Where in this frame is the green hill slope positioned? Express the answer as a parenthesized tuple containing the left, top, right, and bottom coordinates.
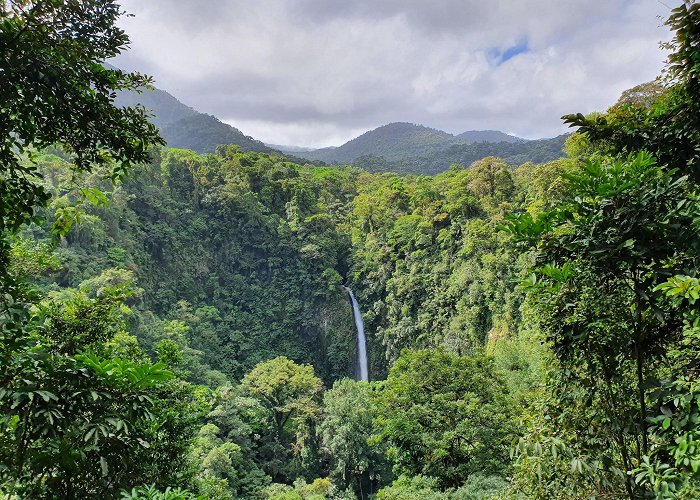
(301, 122, 464, 164)
(115, 85, 274, 154)
(456, 130, 524, 143)
(298, 122, 566, 174)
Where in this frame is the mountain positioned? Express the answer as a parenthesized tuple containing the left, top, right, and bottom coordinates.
(456, 130, 524, 144)
(294, 122, 567, 175)
(300, 122, 465, 164)
(159, 113, 273, 154)
(115, 82, 566, 174)
(113, 86, 197, 130)
(115, 86, 273, 154)
(404, 134, 568, 174)
(351, 134, 568, 175)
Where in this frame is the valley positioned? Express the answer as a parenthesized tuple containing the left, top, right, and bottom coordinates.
(2, 2, 700, 499)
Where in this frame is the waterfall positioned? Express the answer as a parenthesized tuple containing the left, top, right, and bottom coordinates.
(344, 286, 369, 381)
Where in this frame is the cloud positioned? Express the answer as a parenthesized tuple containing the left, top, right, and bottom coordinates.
(114, 0, 675, 147)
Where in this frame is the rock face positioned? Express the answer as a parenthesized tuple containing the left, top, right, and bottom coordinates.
(316, 293, 358, 381)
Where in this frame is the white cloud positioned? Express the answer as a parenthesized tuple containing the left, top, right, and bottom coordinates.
(114, 0, 675, 147)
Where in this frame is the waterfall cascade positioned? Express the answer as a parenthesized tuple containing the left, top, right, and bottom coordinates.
(344, 286, 369, 381)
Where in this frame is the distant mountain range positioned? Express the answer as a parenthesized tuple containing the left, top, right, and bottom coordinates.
(299, 123, 463, 164)
(349, 133, 568, 175)
(116, 82, 567, 175)
(293, 122, 565, 175)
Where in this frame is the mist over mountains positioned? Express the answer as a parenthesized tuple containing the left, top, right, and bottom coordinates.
(117, 83, 567, 174)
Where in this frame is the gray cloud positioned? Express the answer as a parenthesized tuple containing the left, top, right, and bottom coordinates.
(115, 0, 675, 147)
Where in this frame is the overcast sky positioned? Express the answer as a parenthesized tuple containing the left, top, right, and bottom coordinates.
(114, 1, 675, 148)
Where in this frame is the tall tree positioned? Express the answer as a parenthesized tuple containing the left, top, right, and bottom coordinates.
(506, 151, 700, 496)
(319, 379, 387, 498)
(506, 3, 700, 497)
(0, 1, 191, 497)
(240, 356, 323, 439)
(239, 356, 323, 482)
(373, 350, 514, 489)
(0, 0, 163, 277)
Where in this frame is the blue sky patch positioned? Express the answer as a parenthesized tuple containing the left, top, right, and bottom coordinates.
(488, 38, 529, 66)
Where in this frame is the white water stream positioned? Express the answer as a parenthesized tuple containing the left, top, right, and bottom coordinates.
(344, 286, 369, 381)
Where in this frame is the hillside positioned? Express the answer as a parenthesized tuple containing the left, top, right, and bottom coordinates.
(160, 113, 273, 154)
(301, 122, 464, 164)
(114, 85, 564, 174)
(5, 3, 700, 500)
(115, 85, 274, 154)
(404, 133, 568, 174)
(114, 86, 198, 130)
(21, 144, 550, 498)
(297, 122, 566, 174)
(456, 130, 524, 143)
(346, 135, 568, 175)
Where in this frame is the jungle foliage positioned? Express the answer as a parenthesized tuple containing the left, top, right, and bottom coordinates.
(2, 1, 700, 499)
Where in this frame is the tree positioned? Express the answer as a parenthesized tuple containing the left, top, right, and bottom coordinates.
(506, 152, 700, 496)
(0, 0, 163, 276)
(466, 156, 514, 206)
(120, 484, 203, 500)
(240, 357, 323, 482)
(203, 387, 271, 498)
(563, 3, 700, 181)
(505, 3, 700, 497)
(372, 350, 514, 489)
(0, 2, 188, 484)
(612, 81, 666, 109)
(240, 356, 323, 438)
(375, 474, 510, 500)
(319, 379, 387, 498)
(160, 149, 209, 208)
(0, 289, 204, 498)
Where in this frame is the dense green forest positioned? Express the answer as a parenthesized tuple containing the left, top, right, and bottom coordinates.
(2, 1, 700, 499)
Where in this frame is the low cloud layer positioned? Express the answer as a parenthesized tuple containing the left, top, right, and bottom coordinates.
(115, 1, 674, 147)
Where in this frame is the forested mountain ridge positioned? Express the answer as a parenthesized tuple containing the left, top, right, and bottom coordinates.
(115, 84, 275, 154)
(297, 122, 565, 174)
(456, 130, 524, 143)
(300, 122, 464, 164)
(115, 82, 566, 175)
(114, 85, 198, 130)
(352, 133, 568, 175)
(159, 113, 275, 155)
